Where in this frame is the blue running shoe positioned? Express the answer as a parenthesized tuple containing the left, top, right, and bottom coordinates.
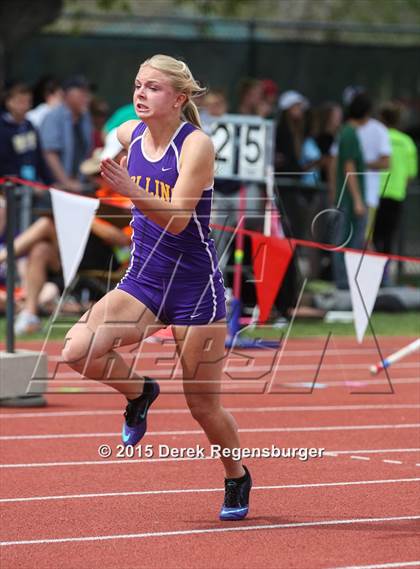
(121, 377, 160, 446)
(219, 465, 252, 521)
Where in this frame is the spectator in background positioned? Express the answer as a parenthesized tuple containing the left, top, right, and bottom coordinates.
(342, 87, 391, 236)
(237, 79, 266, 233)
(26, 77, 63, 129)
(0, 128, 131, 335)
(0, 82, 51, 185)
(40, 75, 92, 193)
(199, 89, 226, 132)
(275, 90, 308, 237)
(272, 90, 308, 320)
(202, 90, 227, 118)
(1, 213, 131, 335)
(258, 79, 279, 119)
(201, 90, 241, 275)
(312, 102, 342, 280)
(331, 93, 369, 290)
(238, 78, 263, 115)
(315, 102, 342, 188)
(300, 108, 322, 186)
(373, 102, 418, 281)
(90, 97, 110, 149)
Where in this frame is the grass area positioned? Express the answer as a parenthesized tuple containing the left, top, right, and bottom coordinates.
(0, 316, 78, 342)
(245, 311, 420, 339)
(1, 312, 419, 343)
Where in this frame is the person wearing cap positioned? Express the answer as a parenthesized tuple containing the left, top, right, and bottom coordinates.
(39, 75, 92, 193)
(275, 90, 309, 177)
(275, 90, 309, 234)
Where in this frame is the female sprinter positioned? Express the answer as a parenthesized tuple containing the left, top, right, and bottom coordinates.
(62, 54, 251, 521)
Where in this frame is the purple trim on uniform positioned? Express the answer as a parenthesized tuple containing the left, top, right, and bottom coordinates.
(117, 121, 226, 325)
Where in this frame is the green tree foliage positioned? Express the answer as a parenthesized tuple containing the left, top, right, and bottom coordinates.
(174, 0, 420, 24)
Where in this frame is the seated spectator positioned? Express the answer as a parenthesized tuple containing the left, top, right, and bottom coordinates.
(0, 128, 131, 335)
(0, 214, 131, 335)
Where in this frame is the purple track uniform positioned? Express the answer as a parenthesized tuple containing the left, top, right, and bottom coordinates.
(117, 121, 226, 325)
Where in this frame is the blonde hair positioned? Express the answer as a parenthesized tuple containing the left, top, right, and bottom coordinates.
(140, 54, 206, 128)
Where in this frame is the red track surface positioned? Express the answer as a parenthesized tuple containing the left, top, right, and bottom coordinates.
(1, 336, 419, 569)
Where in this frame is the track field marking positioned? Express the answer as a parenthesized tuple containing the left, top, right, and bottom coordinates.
(0, 477, 418, 504)
(326, 561, 420, 569)
(351, 456, 371, 461)
(1, 448, 420, 469)
(44, 347, 419, 360)
(383, 460, 403, 465)
(2, 403, 419, 420)
(1, 423, 419, 442)
(44, 361, 419, 373)
(1, 515, 419, 547)
(34, 376, 420, 388)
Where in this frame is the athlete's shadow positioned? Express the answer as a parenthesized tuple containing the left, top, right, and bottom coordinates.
(192, 515, 290, 526)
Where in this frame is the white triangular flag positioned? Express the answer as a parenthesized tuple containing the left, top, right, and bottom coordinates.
(345, 251, 387, 343)
(50, 189, 99, 287)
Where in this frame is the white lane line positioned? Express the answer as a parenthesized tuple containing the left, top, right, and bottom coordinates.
(1, 515, 419, 547)
(1, 477, 418, 504)
(35, 377, 420, 391)
(0, 456, 216, 468)
(39, 374, 420, 383)
(1, 423, 419, 442)
(351, 456, 371, 461)
(326, 561, 420, 569)
(2, 404, 419, 420)
(2, 448, 420, 470)
(324, 449, 420, 455)
(383, 460, 403, 465)
(44, 361, 419, 374)
(45, 347, 420, 360)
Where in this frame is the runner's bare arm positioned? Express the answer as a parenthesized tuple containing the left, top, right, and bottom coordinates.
(100, 130, 214, 234)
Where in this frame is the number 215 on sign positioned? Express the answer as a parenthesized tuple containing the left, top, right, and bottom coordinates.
(210, 115, 274, 183)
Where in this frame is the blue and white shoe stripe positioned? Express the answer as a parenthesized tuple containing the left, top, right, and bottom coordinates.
(220, 506, 249, 520)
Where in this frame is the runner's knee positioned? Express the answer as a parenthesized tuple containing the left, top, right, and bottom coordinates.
(62, 325, 95, 370)
(187, 396, 221, 424)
